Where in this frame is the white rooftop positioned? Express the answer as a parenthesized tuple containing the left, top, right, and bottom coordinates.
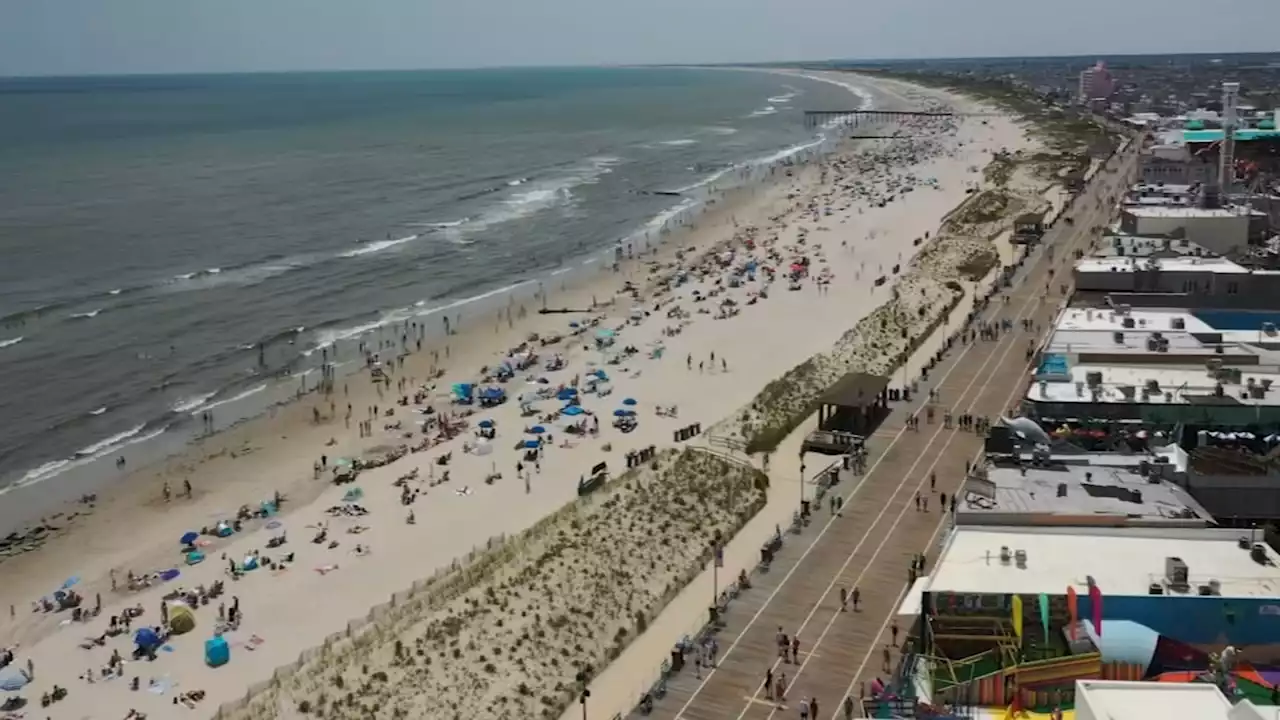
(1027, 363, 1280, 407)
(926, 526, 1280, 598)
(1075, 680, 1231, 720)
(1076, 255, 1250, 274)
(1127, 205, 1264, 218)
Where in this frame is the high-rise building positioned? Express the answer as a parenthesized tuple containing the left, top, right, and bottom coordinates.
(1078, 61, 1114, 104)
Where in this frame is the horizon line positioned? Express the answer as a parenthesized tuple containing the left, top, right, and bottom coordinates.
(2, 49, 1277, 81)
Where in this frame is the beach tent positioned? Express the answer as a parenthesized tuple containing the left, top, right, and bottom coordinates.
(557, 387, 578, 401)
(590, 369, 609, 381)
(135, 627, 163, 653)
(185, 551, 205, 566)
(179, 531, 199, 546)
(205, 636, 230, 668)
(452, 383, 474, 403)
(472, 439, 493, 456)
(0, 667, 30, 692)
(562, 406, 585, 417)
(622, 398, 637, 406)
(168, 604, 197, 635)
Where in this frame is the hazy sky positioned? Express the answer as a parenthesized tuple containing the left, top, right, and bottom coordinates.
(1, 0, 1277, 76)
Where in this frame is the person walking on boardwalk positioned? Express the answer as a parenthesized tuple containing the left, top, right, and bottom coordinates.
(791, 635, 800, 664)
(764, 667, 774, 701)
(844, 694, 856, 720)
(930, 471, 936, 491)
(852, 586, 861, 611)
(799, 697, 809, 720)
(777, 627, 789, 661)
(839, 586, 848, 611)
(891, 621, 900, 647)
(809, 696, 819, 720)
(882, 644, 893, 673)
(776, 672, 788, 702)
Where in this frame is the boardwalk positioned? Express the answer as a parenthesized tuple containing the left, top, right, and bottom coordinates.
(633, 147, 1139, 720)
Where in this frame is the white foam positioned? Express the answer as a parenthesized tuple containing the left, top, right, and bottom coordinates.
(4, 424, 168, 495)
(706, 126, 738, 135)
(88, 407, 107, 416)
(193, 384, 268, 414)
(0, 336, 22, 349)
(173, 391, 218, 414)
(454, 157, 620, 237)
(339, 234, 419, 259)
(746, 106, 777, 118)
(69, 309, 102, 319)
(660, 139, 698, 147)
(313, 279, 537, 350)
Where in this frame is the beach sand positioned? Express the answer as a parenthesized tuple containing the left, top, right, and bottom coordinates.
(0, 72, 1048, 720)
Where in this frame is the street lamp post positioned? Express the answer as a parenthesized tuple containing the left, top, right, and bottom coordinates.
(579, 689, 590, 720)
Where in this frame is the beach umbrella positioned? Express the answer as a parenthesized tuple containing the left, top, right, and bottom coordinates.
(523, 440, 540, 449)
(595, 328, 615, 340)
(180, 531, 199, 546)
(61, 576, 80, 589)
(614, 409, 632, 417)
(529, 425, 546, 434)
(562, 406, 585, 417)
(569, 322, 580, 328)
(478, 419, 494, 429)
(0, 667, 30, 692)
(622, 398, 637, 406)
(557, 388, 578, 401)
(134, 627, 162, 651)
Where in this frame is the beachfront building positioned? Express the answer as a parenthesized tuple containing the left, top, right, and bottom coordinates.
(885, 525, 1280, 717)
(1025, 306, 1280, 427)
(1116, 206, 1265, 257)
(1078, 62, 1114, 106)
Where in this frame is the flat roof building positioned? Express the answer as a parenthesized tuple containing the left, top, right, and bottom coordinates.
(1074, 680, 1234, 720)
(926, 525, 1280, 599)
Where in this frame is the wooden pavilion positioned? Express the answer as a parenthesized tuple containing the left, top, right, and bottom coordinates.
(802, 372, 890, 455)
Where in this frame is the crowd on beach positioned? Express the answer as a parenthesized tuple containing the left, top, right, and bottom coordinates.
(0, 79, 1042, 720)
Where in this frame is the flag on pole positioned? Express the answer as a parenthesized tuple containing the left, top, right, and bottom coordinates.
(1011, 595, 1024, 639)
(1038, 593, 1051, 642)
(1090, 582, 1103, 638)
(1066, 586, 1078, 641)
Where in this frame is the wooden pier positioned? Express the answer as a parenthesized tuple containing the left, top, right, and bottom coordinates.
(625, 147, 1138, 720)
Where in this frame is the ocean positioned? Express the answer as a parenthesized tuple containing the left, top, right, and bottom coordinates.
(0, 67, 867, 520)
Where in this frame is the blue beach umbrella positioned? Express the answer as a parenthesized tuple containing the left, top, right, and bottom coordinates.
(557, 387, 578, 401)
(529, 425, 546, 434)
(478, 419, 494, 429)
(613, 409, 631, 417)
(569, 322, 580, 329)
(562, 406, 585, 417)
(595, 328, 615, 340)
(180, 532, 199, 546)
(0, 666, 30, 692)
(622, 398, 637, 406)
(523, 440, 540, 449)
(61, 576, 80, 589)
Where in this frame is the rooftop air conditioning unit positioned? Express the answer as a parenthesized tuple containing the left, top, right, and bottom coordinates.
(1123, 317, 1136, 329)
(1119, 385, 1136, 400)
(1166, 557, 1190, 590)
(1075, 381, 1085, 397)
(1086, 371, 1103, 387)
(1145, 379, 1160, 393)
(1149, 583, 1165, 595)
(1266, 322, 1278, 335)
(1172, 317, 1186, 329)
(1014, 550, 1027, 569)
(1215, 383, 1225, 397)
(1207, 358, 1224, 372)
(999, 546, 1012, 565)
(1114, 331, 1125, 344)
(1265, 379, 1275, 391)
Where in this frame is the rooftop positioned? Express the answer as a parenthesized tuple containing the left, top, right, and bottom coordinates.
(1027, 363, 1280, 407)
(1075, 680, 1232, 720)
(1091, 235, 1216, 259)
(1126, 206, 1261, 219)
(962, 459, 1209, 524)
(1075, 255, 1250, 274)
(1185, 128, 1280, 143)
(926, 526, 1280, 598)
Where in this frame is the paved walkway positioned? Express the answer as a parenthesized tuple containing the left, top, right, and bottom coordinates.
(632, 146, 1139, 720)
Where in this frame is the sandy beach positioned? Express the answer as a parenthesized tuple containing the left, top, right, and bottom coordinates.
(0, 72, 1050, 720)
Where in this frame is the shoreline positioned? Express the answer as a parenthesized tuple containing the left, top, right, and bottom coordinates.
(0, 69, 860, 538)
(0, 72, 1043, 720)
